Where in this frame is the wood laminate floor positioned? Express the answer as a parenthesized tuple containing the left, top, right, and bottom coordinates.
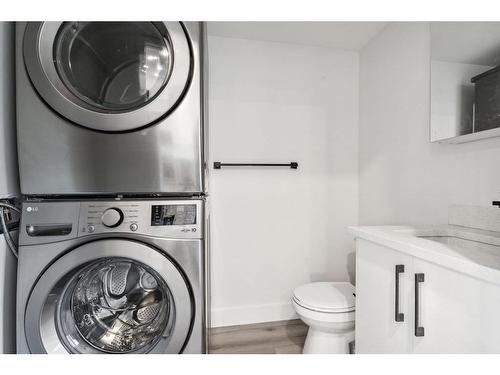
(209, 319, 308, 354)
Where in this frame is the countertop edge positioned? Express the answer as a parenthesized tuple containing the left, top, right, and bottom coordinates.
(349, 225, 500, 286)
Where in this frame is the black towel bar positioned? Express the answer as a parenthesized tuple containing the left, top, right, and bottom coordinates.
(213, 162, 298, 169)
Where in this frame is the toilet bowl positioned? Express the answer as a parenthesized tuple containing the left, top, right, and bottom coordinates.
(292, 282, 355, 354)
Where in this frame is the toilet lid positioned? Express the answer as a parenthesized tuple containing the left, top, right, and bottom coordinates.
(293, 282, 355, 313)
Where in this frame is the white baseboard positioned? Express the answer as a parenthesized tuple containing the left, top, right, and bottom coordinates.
(210, 301, 297, 328)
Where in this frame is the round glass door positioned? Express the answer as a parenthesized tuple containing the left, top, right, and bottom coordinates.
(24, 239, 193, 354)
(54, 22, 171, 112)
(59, 259, 173, 353)
(23, 22, 192, 132)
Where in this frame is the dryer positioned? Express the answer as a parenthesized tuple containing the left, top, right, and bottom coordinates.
(16, 22, 207, 196)
(16, 198, 207, 354)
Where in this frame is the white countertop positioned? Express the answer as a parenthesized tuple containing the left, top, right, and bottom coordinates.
(349, 224, 500, 285)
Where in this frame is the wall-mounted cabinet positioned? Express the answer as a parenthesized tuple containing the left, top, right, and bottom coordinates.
(356, 239, 500, 353)
(430, 22, 500, 144)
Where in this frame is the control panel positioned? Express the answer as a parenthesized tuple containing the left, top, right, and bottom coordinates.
(20, 199, 203, 245)
(77, 200, 203, 239)
(82, 203, 140, 235)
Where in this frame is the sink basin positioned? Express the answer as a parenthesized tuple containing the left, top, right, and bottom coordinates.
(418, 235, 499, 250)
(416, 235, 500, 270)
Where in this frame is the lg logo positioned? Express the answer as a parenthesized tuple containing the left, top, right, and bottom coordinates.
(26, 206, 39, 212)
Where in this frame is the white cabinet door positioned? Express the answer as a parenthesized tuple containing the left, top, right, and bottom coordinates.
(355, 239, 414, 353)
(412, 258, 500, 353)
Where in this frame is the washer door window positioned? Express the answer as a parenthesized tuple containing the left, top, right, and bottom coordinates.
(25, 240, 193, 354)
(23, 22, 192, 132)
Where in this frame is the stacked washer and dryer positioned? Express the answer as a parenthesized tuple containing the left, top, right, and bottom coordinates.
(15, 22, 208, 354)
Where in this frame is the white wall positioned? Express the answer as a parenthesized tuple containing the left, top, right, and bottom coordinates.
(359, 22, 500, 226)
(208, 36, 359, 327)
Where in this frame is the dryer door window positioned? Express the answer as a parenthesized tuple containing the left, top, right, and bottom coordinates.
(24, 239, 193, 354)
(54, 22, 171, 112)
(23, 22, 192, 132)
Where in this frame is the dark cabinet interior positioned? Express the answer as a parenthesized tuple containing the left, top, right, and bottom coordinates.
(471, 66, 500, 132)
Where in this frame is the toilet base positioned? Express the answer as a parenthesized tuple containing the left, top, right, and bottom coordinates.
(302, 327, 355, 354)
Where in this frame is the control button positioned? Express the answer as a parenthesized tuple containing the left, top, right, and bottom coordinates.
(88, 225, 95, 233)
(101, 208, 124, 228)
(130, 223, 138, 232)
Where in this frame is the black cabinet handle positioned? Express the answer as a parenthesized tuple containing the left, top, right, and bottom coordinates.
(395, 264, 405, 322)
(414, 273, 425, 337)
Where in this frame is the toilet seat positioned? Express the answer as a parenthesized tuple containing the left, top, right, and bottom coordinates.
(292, 282, 355, 313)
(292, 299, 355, 324)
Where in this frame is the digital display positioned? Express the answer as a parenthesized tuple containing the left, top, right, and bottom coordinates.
(151, 205, 197, 226)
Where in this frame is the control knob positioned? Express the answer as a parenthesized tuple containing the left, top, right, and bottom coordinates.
(101, 208, 124, 228)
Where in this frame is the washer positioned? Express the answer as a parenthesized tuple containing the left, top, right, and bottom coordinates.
(16, 22, 207, 196)
(16, 199, 207, 354)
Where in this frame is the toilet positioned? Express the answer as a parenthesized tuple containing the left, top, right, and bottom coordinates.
(292, 282, 355, 354)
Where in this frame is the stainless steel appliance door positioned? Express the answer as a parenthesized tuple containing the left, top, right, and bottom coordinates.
(24, 239, 193, 354)
(23, 22, 192, 132)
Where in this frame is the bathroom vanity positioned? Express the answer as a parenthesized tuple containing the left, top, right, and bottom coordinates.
(351, 207, 500, 353)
